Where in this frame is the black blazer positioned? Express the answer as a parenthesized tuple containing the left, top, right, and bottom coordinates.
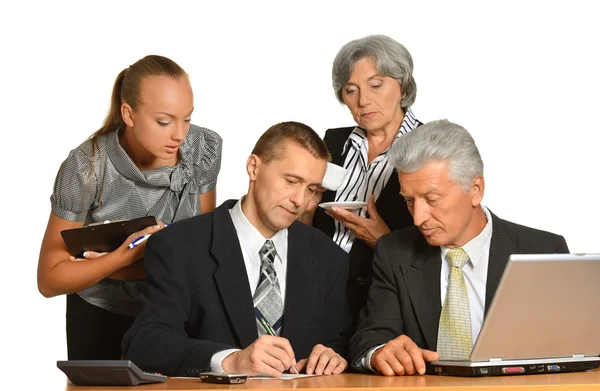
(123, 200, 352, 377)
(348, 212, 569, 368)
(313, 127, 414, 326)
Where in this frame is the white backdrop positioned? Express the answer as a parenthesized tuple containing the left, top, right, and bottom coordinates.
(1, 0, 598, 387)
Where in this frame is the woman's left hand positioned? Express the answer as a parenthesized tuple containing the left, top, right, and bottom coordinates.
(69, 251, 108, 262)
(326, 195, 391, 248)
(70, 251, 146, 280)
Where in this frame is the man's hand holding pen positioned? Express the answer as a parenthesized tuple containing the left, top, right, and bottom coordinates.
(255, 317, 346, 375)
(221, 336, 347, 377)
(221, 334, 298, 377)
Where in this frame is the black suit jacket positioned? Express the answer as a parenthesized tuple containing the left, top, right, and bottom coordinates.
(313, 127, 414, 326)
(348, 212, 569, 368)
(122, 200, 352, 377)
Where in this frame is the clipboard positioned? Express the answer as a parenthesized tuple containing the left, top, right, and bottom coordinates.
(60, 216, 157, 258)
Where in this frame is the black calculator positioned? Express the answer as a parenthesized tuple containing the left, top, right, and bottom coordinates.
(57, 360, 167, 386)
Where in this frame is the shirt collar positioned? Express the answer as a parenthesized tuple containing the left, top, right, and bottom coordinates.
(106, 128, 195, 192)
(441, 205, 493, 268)
(342, 108, 418, 156)
(229, 197, 288, 264)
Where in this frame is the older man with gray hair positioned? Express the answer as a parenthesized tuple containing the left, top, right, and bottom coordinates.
(348, 119, 569, 376)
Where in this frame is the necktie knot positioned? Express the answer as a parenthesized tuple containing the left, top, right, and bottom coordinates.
(259, 239, 276, 266)
(446, 248, 469, 269)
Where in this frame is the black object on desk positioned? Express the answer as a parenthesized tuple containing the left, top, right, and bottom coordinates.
(56, 360, 167, 386)
(200, 372, 247, 384)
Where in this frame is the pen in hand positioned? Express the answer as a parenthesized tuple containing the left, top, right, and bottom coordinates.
(259, 317, 299, 374)
(128, 235, 150, 249)
(128, 224, 169, 249)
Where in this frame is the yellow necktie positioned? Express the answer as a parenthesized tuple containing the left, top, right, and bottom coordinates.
(437, 248, 473, 360)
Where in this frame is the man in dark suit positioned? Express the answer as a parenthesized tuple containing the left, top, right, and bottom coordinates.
(348, 119, 569, 376)
(123, 122, 352, 377)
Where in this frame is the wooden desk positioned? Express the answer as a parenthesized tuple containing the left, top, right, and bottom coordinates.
(65, 371, 600, 391)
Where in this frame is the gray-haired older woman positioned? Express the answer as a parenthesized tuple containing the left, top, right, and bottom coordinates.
(310, 35, 421, 329)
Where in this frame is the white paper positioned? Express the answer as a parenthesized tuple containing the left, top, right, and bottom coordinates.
(249, 374, 318, 380)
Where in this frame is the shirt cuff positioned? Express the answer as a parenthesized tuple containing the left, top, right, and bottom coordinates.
(50, 202, 85, 222)
(210, 349, 240, 373)
(198, 180, 217, 194)
(359, 344, 386, 373)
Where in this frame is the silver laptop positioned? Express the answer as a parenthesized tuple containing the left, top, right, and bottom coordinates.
(428, 253, 600, 376)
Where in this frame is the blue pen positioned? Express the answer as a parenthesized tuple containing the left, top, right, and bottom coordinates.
(128, 224, 169, 249)
(128, 234, 150, 249)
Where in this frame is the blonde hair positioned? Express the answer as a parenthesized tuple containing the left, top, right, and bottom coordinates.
(90, 55, 188, 150)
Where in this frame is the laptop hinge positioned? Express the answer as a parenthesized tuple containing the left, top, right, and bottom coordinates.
(572, 354, 585, 359)
(488, 358, 502, 363)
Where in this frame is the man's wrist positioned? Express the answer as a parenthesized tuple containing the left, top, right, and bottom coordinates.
(366, 344, 386, 373)
(212, 349, 240, 373)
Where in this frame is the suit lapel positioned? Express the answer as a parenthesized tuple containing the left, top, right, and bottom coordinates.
(281, 222, 319, 342)
(402, 238, 442, 350)
(485, 213, 517, 315)
(210, 201, 258, 348)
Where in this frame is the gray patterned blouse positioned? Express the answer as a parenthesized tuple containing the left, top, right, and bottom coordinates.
(50, 124, 222, 316)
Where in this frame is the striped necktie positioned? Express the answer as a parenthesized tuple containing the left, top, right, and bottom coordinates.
(437, 247, 473, 360)
(253, 240, 284, 336)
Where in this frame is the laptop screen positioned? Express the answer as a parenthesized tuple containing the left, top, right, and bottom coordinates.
(469, 253, 600, 362)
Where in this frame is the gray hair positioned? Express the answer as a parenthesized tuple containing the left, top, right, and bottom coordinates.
(332, 34, 416, 109)
(388, 119, 484, 191)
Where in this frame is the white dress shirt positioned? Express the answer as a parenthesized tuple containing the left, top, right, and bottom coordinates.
(210, 198, 289, 372)
(360, 206, 493, 372)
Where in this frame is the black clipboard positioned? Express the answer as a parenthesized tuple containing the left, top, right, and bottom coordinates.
(60, 216, 157, 258)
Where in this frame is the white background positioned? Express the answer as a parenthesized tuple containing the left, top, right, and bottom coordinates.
(1, 0, 598, 387)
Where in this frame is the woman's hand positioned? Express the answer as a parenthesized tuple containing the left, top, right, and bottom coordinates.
(114, 220, 167, 263)
(326, 195, 391, 248)
(68, 221, 167, 280)
(38, 214, 167, 297)
(69, 251, 107, 262)
(69, 221, 166, 264)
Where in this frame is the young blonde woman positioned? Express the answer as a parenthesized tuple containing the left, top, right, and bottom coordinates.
(38, 55, 222, 359)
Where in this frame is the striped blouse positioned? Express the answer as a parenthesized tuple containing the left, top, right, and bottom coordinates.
(333, 109, 418, 252)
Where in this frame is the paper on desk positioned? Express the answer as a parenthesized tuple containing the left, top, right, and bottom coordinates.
(249, 374, 318, 380)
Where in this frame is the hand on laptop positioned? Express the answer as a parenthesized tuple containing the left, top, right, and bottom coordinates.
(371, 335, 439, 376)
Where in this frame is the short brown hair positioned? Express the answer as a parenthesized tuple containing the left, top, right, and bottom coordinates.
(251, 121, 331, 163)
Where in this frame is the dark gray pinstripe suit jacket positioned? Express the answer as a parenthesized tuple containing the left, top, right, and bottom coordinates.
(348, 212, 569, 368)
(122, 200, 352, 377)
